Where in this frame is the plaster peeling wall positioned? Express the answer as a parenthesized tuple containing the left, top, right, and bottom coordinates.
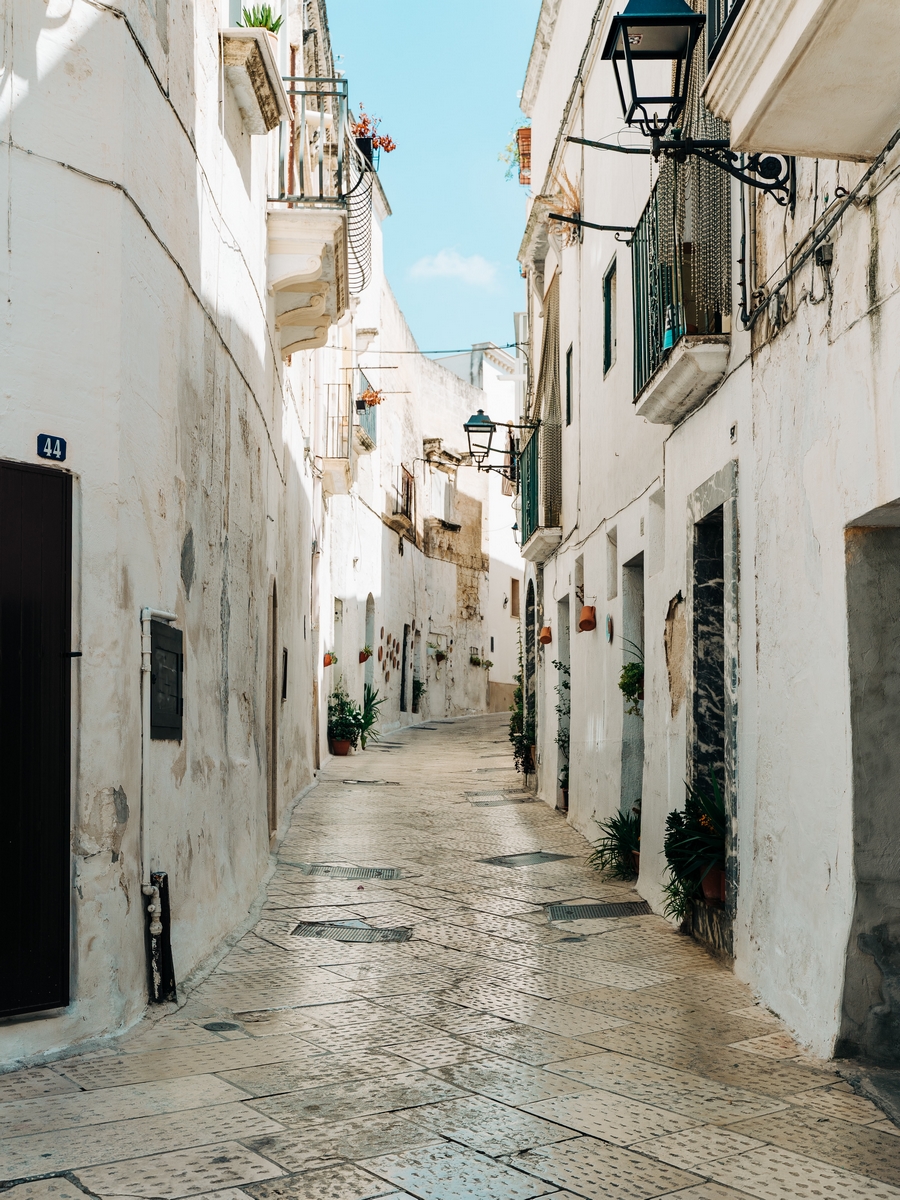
(0, 0, 316, 1065)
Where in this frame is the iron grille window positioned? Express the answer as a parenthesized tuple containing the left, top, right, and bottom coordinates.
(603, 259, 617, 375)
(397, 466, 414, 522)
(519, 431, 539, 545)
(707, 0, 746, 66)
(356, 371, 377, 445)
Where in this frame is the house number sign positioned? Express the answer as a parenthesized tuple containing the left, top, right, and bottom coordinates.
(37, 434, 67, 462)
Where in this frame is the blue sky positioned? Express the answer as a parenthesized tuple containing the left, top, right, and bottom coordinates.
(328, 1, 542, 354)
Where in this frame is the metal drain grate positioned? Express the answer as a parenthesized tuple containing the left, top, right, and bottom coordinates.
(545, 901, 653, 921)
(481, 851, 574, 868)
(286, 863, 400, 880)
(291, 921, 412, 943)
(472, 796, 538, 807)
(341, 780, 402, 786)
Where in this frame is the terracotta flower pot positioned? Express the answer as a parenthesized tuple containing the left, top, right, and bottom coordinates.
(331, 739, 351, 756)
(578, 605, 597, 632)
(323, 653, 334, 667)
(701, 865, 726, 903)
(538, 626, 552, 645)
(359, 651, 371, 663)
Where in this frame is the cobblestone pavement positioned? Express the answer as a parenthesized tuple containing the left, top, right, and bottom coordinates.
(2, 715, 899, 1199)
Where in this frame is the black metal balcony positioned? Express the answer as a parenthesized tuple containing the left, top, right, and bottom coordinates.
(707, 0, 745, 66)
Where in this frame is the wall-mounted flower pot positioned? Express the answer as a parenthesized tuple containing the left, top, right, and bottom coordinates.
(355, 135, 373, 163)
(578, 605, 597, 632)
(359, 651, 371, 663)
(701, 865, 726, 903)
(323, 653, 335, 667)
(331, 739, 351, 757)
(538, 626, 552, 645)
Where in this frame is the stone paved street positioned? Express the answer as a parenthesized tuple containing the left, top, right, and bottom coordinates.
(2, 716, 899, 1199)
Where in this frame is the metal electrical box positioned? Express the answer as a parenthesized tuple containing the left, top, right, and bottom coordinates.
(150, 620, 183, 740)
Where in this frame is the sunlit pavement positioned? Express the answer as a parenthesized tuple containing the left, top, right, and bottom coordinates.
(2, 714, 899, 1199)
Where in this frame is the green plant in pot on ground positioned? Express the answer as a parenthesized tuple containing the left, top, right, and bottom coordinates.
(589, 802, 641, 880)
(509, 639, 536, 773)
(327, 685, 363, 751)
(553, 659, 570, 791)
(359, 684, 386, 749)
(662, 772, 727, 922)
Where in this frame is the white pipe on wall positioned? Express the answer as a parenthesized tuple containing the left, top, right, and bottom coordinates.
(140, 606, 177, 936)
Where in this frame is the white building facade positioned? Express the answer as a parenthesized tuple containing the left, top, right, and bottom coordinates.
(517, 0, 900, 1065)
(0, 0, 492, 1067)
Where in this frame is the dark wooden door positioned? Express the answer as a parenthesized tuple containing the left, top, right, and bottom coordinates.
(0, 460, 72, 1017)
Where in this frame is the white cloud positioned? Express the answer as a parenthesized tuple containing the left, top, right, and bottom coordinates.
(409, 249, 498, 290)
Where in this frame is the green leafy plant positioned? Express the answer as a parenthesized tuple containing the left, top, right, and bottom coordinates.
(470, 654, 482, 666)
(662, 773, 727, 921)
(327, 685, 363, 748)
(362, 645, 373, 657)
(552, 660, 571, 781)
(618, 638, 644, 716)
(481, 659, 493, 670)
(589, 804, 641, 880)
(359, 684, 386, 750)
(237, 4, 283, 33)
(412, 678, 426, 711)
(509, 638, 536, 773)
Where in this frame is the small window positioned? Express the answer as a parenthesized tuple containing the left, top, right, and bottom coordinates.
(510, 578, 521, 618)
(397, 466, 414, 522)
(490, 636, 495, 652)
(150, 621, 183, 741)
(604, 259, 617, 375)
(565, 344, 574, 426)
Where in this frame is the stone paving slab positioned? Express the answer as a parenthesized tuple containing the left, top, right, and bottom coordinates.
(0, 716, 896, 1197)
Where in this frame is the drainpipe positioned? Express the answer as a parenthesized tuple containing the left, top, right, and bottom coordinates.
(141, 606, 177, 1000)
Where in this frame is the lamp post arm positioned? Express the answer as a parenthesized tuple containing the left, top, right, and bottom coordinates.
(566, 136, 652, 156)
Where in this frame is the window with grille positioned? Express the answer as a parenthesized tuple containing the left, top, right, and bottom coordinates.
(603, 259, 617, 375)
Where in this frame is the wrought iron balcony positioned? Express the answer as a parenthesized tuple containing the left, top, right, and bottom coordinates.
(273, 77, 351, 205)
(707, 0, 745, 67)
(321, 383, 351, 495)
(631, 156, 731, 423)
(518, 426, 562, 563)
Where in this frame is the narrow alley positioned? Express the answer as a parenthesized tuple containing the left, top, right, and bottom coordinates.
(2, 718, 898, 1200)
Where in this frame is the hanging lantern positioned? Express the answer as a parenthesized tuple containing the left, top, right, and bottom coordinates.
(463, 409, 496, 465)
(601, 0, 705, 138)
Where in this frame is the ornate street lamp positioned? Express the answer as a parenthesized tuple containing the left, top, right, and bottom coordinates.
(463, 411, 538, 476)
(602, 0, 704, 140)
(598, 0, 794, 205)
(463, 409, 496, 466)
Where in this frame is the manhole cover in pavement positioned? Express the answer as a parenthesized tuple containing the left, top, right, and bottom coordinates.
(545, 901, 653, 920)
(291, 921, 412, 943)
(287, 863, 400, 880)
(202, 1021, 242, 1031)
(481, 851, 574, 868)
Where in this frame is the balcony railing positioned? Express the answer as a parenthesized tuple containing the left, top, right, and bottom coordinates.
(324, 384, 351, 459)
(356, 399, 377, 446)
(519, 430, 539, 545)
(274, 77, 349, 203)
(631, 158, 731, 399)
(707, 0, 745, 66)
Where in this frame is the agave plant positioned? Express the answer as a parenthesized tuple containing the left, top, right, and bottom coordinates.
(589, 805, 641, 880)
(237, 5, 283, 33)
(359, 684, 386, 750)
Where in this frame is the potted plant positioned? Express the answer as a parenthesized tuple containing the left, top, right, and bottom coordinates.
(589, 802, 641, 880)
(327, 685, 363, 756)
(509, 642, 537, 774)
(662, 774, 727, 922)
(470, 653, 482, 666)
(349, 105, 397, 167)
(618, 639, 644, 716)
(553, 658, 570, 800)
(359, 645, 373, 663)
(323, 651, 337, 667)
(359, 684, 386, 749)
(236, 4, 282, 53)
(412, 678, 425, 713)
(482, 659, 493, 670)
